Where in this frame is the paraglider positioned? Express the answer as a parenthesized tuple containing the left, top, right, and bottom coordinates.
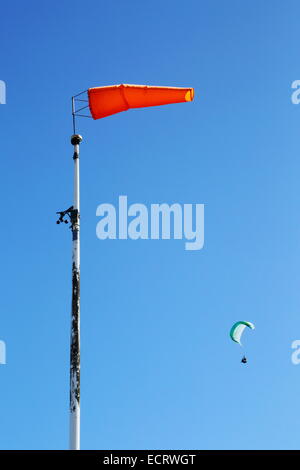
(230, 321, 255, 364)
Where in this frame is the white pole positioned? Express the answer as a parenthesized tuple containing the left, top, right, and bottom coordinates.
(69, 134, 82, 450)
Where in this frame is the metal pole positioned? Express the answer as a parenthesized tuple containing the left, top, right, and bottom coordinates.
(69, 134, 82, 450)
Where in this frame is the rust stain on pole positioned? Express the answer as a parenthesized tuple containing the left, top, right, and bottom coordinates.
(70, 259, 80, 411)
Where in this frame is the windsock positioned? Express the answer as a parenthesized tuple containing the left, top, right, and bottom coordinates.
(88, 84, 194, 120)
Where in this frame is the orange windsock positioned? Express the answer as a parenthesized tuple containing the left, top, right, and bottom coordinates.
(88, 84, 194, 120)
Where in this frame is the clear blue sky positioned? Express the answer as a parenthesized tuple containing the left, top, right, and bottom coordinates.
(1, 0, 300, 450)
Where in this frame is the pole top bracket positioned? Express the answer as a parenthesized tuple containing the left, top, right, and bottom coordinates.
(71, 134, 83, 146)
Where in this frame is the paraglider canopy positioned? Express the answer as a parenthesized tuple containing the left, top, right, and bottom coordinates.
(230, 321, 255, 346)
(87, 84, 194, 120)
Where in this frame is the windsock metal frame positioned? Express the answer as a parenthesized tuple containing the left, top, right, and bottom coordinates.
(61, 83, 194, 451)
(71, 91, 91, 134)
